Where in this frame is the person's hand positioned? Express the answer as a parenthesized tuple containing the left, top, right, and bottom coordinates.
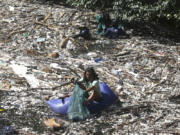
(70, 78, 79, 84)
(70, 78, 75, 83)
(78, 84, 84, 90)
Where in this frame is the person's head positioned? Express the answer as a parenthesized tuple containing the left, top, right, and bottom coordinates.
(83, 67, 99, 82)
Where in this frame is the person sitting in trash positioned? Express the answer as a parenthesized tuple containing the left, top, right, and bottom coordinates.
(76, 67, 102, 106)
(96, 12, 111, 36)
(104, 19, 126, 39)
(96, 12, 127, 39)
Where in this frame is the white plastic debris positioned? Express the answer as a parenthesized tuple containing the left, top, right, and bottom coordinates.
(66, 40, 75, 50)
(37, 37, 46, 42)
(10, 64, 39, 88)
(111, 69, 119, 76)
(9, 6, 14, 11)
(87, 52, 98, 58)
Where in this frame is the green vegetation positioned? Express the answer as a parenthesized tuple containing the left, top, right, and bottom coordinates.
(65, 0, 180, 28)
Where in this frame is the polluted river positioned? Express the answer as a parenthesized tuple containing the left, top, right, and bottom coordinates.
(0, 0, 180, 134)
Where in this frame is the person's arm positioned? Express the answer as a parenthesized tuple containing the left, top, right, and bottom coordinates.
(76, 81, 86, 90)
(75, 78, 86, 90)
(85, 86, 95, 93)
(77, 81, 95, 93)
(85, 80, 98, 93)
(83, 91, 95, 106)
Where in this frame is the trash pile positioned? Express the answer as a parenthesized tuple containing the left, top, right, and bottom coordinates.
(0, 0, 180, 134)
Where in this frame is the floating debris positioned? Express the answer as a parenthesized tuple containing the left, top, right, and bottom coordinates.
(0, 0, 179, 134)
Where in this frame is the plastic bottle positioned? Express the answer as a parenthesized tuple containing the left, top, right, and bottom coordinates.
(87, 52, 97, 58)
(37, 37, 46, 42)
(111, 69, 119, 75)
(103, 40, 110, 45)
(94, 57, 103, 63)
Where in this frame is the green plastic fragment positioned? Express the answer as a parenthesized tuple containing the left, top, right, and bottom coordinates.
(24, 33, 28, 37)
(0, 108, 4, 112)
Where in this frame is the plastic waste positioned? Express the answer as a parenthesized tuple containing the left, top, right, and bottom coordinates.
(116, 80, 124, 91)
(125, 62, 133, 71)
(10, 64, 39, 88)
(103, 40, 110, 45)
(24, 33, 28, 37)
(0, 108, 4, 112)
(9, 6, 14, 11)
(111, 69, 119, 76)
(118, 80, 123, 86)
(50, 63, 59, 69)
(134, 69, 139, 74)
(11, 17, 15, 22)
(87, 52, 98, 58)
(14, 104, 20, 109)
(58, 54, 65, 59)
(73, 27, 91, 40)
(0, 126, 16, 135)
(94, 57, 103, 63)
(67, 84, 90, 121)
(104, 27, 119, 39)
(37, 37, 46, 42)
(2, 18, 14, 23)
(66, 40, 75, 50)
(154, 51, 165, 57)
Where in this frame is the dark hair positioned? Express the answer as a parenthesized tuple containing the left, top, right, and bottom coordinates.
(83, 67, 99, 82)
